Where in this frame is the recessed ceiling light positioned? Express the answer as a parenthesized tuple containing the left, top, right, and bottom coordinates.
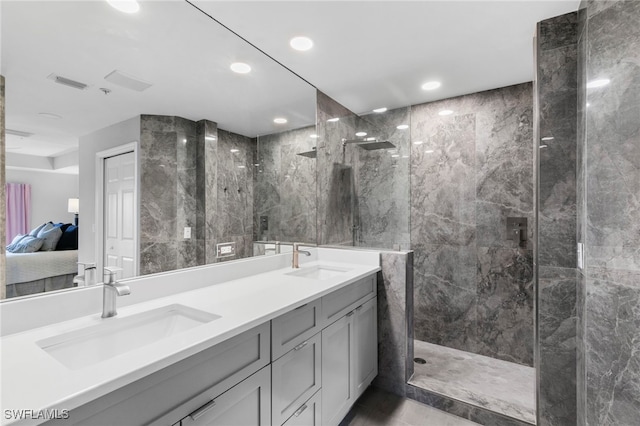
(539, 145, 548, 149)
(586, 78, 610, 89)
(425, 149, 435, 154)
(541, 136, 555, 141)
(327, 118, 340, 122)
(365, 137, 376, 141)
(397, 124, 409, 130)
(205, 136, 216, 141)
(182, 139, 187, 144)
(310, 134, 319, 139)
(421, 81, 441, 91)
(230, 149, 240, 153)
(355, 132, 367, 137)
(38, 112, 62, 120)
(230, 62, 251, 74)
(290, 36, 314, 51)
(438, 110, 454, 116)
(413, 141, 423, 145)
(274, 118, 288, 124)
(238, 165, 246, 169)
(106, 0, 140, 14)
(391, 154, 400, 158)
(254, 163, 260, 167)
(373, 107, 388, 113)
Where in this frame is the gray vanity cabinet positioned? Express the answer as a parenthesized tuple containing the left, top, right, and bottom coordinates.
(271, 333, 322, 425)
(281, 390, 322, 426)
(321, 296, 378, 426)
(180, 366, 271, 425)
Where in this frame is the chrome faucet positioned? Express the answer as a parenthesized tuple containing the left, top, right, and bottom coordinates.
(73, 262, 97, 287)
(102, 267, 130, 318)
(292, 243, 311, 268)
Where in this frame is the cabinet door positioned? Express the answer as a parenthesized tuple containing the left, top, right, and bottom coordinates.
(181, 367, 271, 426)
(354, 297, 377, 398)
(272, 299, 322, 360)
(272, 333, 322, 425)
(282, 390, 321, 426)
(321, 313, 355, 426)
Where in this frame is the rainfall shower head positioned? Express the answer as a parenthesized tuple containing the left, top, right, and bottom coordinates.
(297, 147, 317, 158)
(342, 139, 396, 150)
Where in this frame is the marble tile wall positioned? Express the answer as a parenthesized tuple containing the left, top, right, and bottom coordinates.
(316, 90, 359, 246)
(139, 115, 255, 274)
(374, 250, 413, 397)
(410, 83, 535, 366)
(213, 129, 255, 263)
(254, 126, 316, 244)
(1, 75, 5, 299)
(354, 108, 411, 250)
(534, 12, 578, 426)
(580, 1, 640, 424)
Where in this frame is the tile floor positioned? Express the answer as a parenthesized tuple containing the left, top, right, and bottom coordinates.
(340, 387, 481, 426)
(408, 340, 536, 424)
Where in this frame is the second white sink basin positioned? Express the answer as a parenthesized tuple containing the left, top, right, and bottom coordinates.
(286, 265, 352, 280)
(37, 304, 220, 370)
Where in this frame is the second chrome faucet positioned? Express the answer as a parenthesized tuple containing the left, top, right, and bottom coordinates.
(102, 266, 130, 318)
(292, 243, 311, 268)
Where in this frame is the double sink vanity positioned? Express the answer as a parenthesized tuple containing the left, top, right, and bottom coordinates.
(0, 248, 381, 426)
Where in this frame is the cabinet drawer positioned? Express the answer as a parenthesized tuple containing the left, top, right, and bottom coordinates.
(282, 390, 322, 426)
(56, 322, 270, 426)
(272, 298, 322, 360)
(272, 332, 322, 426)
(181, 366, 271, 425)
(321, 274, 376, 326)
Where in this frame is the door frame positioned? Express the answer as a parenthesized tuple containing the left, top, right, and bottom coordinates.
(95, 142, 139, 280)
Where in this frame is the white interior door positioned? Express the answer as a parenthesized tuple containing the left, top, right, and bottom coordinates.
(104, 151, 137, 279)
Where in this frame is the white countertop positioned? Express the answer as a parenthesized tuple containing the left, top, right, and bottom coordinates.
(0, 249, 380, 426)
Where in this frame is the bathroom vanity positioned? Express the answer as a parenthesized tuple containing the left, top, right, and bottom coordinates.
(0, 248, 380, 426)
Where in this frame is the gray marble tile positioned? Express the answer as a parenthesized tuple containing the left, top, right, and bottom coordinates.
(410, 340, 536, 424)
(475, 248, 534, 366)
(374, 251, 411, 397)
(410, 112, 476, 247)
(413, 244, 477, 351)
(140, 241, 177, 275)
(576, 270, 587, 426)
(585, 0, 640, 271)
(406, 385, 533, 426)
(585, 269, 640, 425)
(538, 11, 579, 50)
(537, 266, 577, 426)
(316, 90, 359, 246)
(587, 0, 626, 18)
(356, 107, 411, 250)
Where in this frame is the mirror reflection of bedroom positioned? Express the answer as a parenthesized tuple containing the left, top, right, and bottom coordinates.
(5, 167, 79, 298)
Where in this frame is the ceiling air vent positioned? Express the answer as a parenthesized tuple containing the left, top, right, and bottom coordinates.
(6, 129, 34, 138)
(47, 73, 89, 90)
(104, 69, 152, 92)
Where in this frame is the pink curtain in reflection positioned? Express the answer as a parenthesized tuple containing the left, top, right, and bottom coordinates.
(5, 183, 31, 244)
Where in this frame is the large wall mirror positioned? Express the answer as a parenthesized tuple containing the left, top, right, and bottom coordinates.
(1, 0, 317, 300)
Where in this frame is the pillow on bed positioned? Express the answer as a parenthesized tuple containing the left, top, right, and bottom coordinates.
(6, 234, 27, 252)
(37, 225, 63, 251)
(7, 235, 44, 253)
(56, 225, 78, 251)
(29, 223, 49, 237)
(51, 222, 72, 233)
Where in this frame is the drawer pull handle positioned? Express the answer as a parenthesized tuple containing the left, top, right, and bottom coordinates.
(294, 404, 308, 417)
(294, 341, 308, 351)
(189, 399, 216, 421)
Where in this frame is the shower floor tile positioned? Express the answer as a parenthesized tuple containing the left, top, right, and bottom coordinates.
(409, 340, 536, 424)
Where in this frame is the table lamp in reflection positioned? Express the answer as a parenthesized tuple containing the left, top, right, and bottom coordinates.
(68, 198, 79, 226)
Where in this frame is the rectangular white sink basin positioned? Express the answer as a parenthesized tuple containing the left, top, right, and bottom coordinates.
(285, 265, 352, 280)
(37, 304, 220, 370)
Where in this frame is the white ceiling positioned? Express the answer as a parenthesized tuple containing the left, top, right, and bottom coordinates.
(195, 0, 580, 114)
(2, 0, 580, 166)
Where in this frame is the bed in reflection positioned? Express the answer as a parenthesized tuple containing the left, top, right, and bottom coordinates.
(5, 222, 79, 299)
(5, 250, 79, 298)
